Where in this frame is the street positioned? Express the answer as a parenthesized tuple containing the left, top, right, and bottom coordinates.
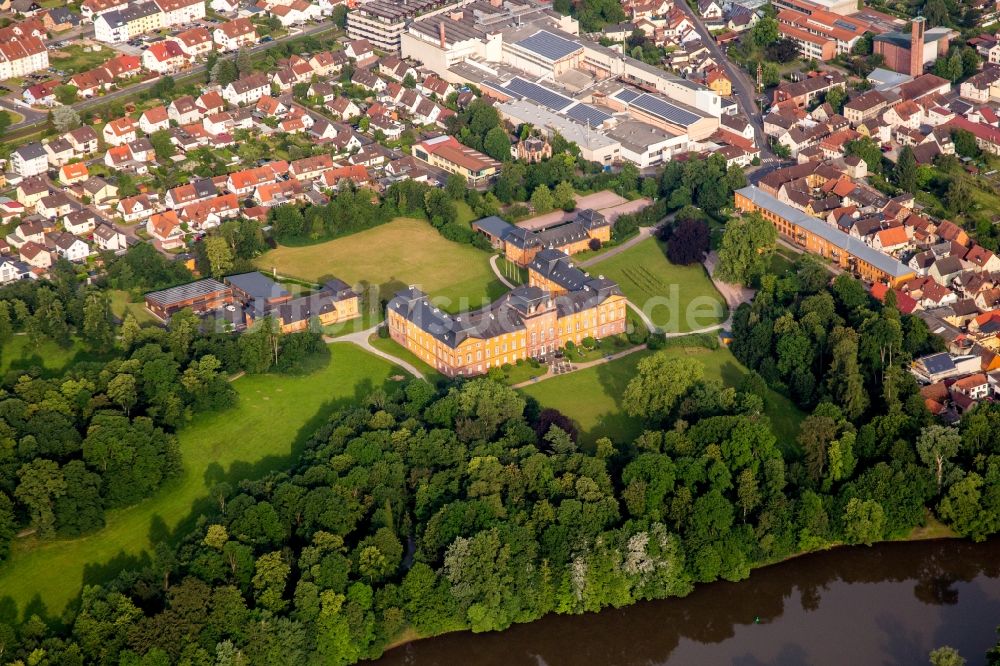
(671, 0, 771, 157)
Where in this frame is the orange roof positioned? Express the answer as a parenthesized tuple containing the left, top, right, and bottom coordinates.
(106, 117, 135, 136)
(149, 210, 180, 238)
(953, 373, 987, 390)
(60, 163, 89, 181)
(876, 226, 909, 247)
(197, 90, 225, 111)
(217, 17, 254, 39)
(142, 105, 169, 124)
(106, 145, 130, 162)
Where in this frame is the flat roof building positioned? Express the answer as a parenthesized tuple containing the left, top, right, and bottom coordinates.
(348, 0, 473, 52)
(144, 278, 233, 320)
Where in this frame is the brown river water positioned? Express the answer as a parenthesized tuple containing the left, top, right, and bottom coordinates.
(372, 538, 1000, 665)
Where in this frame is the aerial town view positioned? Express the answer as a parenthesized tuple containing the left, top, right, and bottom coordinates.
(1, 0, 1000, 661)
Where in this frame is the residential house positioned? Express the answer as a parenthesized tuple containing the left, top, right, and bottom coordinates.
(65, 126, 99, 155)
(118, 193, 156, 223)
(165, 178, 217, 209)
(172, 26, 214, 58)
(411, 135, 501, 187)
(213, 17, 256, 51)
(0, 258, 32, 284)
(22, 79, 59, 106)
(169, 95, 201, 124)
(223, 73, 270, 106)
(15, 176, 48, 209)
(81, 177, 118, 206)
(143, 40, 188, 74)
(10, 142, 48, 177)
(139, 106, 170, 134)
(19, 240, 50, 270)
(59, 162, 90, 185)
(93, 223, 127, 252)
(327, 96, 360, 121)
(44, 138, 75, 167)
(147, 210, 184, 249)
(103, 117, 137, 146)
(63, 209, 99, 235)
(344, 38, 373, 62)
(49, 232, 91, 262)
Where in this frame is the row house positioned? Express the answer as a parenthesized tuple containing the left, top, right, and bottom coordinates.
(226, 161, 288, 197)
(289, 154, 335, 182)
(65, 126, 99, 156)
(95, 1, 162, 44)
(269, 1, 321, 27)
(166, 178, 217, 209)
(180, 193, 239, 230)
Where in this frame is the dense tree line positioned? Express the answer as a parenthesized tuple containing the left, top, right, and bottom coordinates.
(0, 270, 331, 567)
(3, 267, 997, 664)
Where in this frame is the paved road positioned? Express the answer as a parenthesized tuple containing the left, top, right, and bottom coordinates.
(6, 22, 337, 135)
(672, 0, 770, 157)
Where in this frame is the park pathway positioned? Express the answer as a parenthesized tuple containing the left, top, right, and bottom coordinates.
(325, 325, 425, 380)
(512, 344, 649, 389)
(489, 255, 518, 289)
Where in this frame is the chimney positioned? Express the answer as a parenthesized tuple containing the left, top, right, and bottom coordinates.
(910, 17, 925, 78)
(490, 0, 502, 6)
(439, 21, 446, 49)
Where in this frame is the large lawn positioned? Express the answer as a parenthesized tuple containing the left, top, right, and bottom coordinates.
(590, 239, 727, 333)
(0, 336, 108, 377)
(0, 344, 401, 620)
(520, 346, 803, 451)
(255, 217, 506, 313)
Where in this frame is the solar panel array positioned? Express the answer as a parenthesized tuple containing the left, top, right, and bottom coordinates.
(503, 77, 574, 112)
(630, 93, 701, 127)
(515, 30, 582, 62)
(613, 88, 641, 103)
(564, 103, 613, 126)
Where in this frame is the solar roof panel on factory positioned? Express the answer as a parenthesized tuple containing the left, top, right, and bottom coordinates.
(514, 30, 582, 62)
(564, 102, 612, 126)
(630, 93, 701, 126)
(503, 77, 574, 112)
(613, 89, 641, 103)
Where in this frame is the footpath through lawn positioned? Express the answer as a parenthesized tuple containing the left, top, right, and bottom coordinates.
(0, 344, 399, 621)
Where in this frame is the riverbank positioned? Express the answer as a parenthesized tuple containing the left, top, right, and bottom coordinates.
(372, 517, 960, 661)
(373, 536, 1000, 666)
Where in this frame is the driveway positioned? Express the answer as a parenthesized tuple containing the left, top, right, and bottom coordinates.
(517, 192, 651, 231)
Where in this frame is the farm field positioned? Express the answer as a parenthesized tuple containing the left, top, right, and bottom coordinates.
(0, 344, 400, 619)
(590, 238, 727, 333)
(520, 346, 804, 450)
(255, 217, 506, 313)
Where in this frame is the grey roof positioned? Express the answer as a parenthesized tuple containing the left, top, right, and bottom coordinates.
(145, 279, 230, 307)
(919, 352, 955, 376)
(503, 77, 573, 112)
(735, 186, 913, 278)
(627, 93, 702, 127)
(226, 271, 290, 301)
(14, 142, 46, 161)
(514, 30, 582, 62)
(471, 215, 515, 239)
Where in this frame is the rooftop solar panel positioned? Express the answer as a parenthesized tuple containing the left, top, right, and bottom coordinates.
(614, 88, 641, 103)
(503, 77, 573, 112)
(630, 93, 701, 126)
(564, 103, 612, 126)
(514, 30, 582, 62)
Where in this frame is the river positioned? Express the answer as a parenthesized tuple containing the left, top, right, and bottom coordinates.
(372, 538, 1000, 665)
